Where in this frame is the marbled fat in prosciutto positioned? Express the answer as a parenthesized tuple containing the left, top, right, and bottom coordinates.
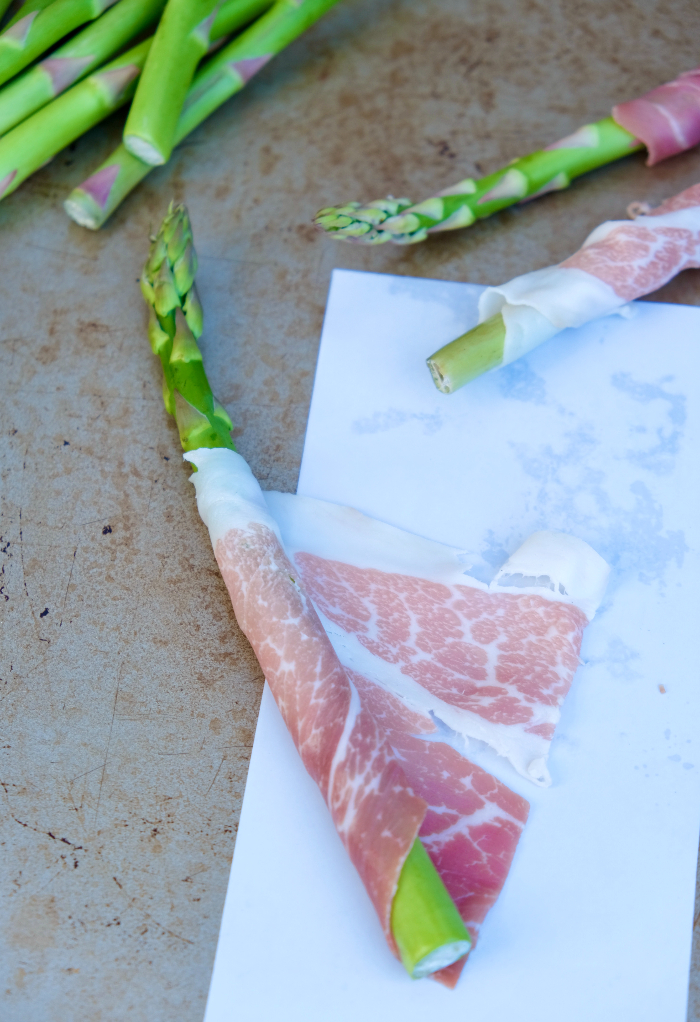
(562, 182, 700, 300)
(295, 554, 586, 782)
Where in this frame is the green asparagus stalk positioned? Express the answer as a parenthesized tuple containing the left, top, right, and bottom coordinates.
(123, 0, 222, 167)
(427, 314, 506, 394)
(392, 839, 471, 979)
(65, 0, 340, 229)
(4, 0, 57, 28)
(144, 204, 471, 980)
(0, 0, 119, 88)
(0, 0, 165, 136)
(0, 37, 149, 202)
(314, 117, 643, 244)
(0, 0, 270, 139)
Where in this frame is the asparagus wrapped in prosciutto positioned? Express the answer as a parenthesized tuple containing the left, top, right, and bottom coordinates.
(427, 181, 700, 393)
(142, 203, 474, 983)
(314, 67, 700, 245)
(144, 204, 611, 985)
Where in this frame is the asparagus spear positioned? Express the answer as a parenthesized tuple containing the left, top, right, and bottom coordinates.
(140, 201, 234, 448)
(0, 0, 164, 136)
(144, 203, 471, 980)
(314, 117, 643, 244)
(65, 0, 340, 229)
(0, 0, 269, 139)
(123, 0, 222, 167)
(0, 0, 119, 88)
(0, 37, 148, 202)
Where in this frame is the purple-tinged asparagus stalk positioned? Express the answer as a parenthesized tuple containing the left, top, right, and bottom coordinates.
(0, 0, 270, 136)
(65, 0, 340, 229)
(3, 0, 57, 29)
(0, 0, 119, 88)
(0, 37, 148, 202)
(0, 0, 164, 136)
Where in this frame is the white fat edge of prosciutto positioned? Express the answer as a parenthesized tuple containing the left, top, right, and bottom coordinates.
(265, 491, 609, 618)
(184, 447, 283, 546)
(265, 491, 474, 586)
(478, 204, 700, 365)
(314, 604, 553, 787)
(492, 531, 610, 622)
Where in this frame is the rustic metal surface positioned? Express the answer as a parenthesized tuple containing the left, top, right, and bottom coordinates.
(1, 0, 699, 1018)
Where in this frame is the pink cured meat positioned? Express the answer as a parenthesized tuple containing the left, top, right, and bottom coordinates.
(351, 670, 529, 988)
(186, 450, 543, 985)
(613, 67, 700, 165)
(295, 552, 586, 734)
(214, 521, 428, 958)
(561, 182, 700, 301)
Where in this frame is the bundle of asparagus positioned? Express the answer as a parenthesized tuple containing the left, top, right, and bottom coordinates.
(314, 67, 700, 245)
(145, 203, 474, 983)
(0, 0, 340, 220)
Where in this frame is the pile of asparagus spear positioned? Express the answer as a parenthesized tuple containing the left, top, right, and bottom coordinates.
(0, 0, 338, 227)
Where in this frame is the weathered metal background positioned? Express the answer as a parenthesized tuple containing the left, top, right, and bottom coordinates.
(1, 0, 699, 1017)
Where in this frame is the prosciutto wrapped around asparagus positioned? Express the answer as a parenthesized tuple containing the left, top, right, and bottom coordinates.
(428, 182, 700, 393)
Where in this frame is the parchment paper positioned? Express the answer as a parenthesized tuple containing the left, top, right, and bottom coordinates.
(204, 269, 700, 1022)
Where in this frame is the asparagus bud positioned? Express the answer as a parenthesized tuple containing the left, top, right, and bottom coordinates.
(141, 202, 235, 451)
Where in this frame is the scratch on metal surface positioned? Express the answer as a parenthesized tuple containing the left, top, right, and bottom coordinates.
(205, 756, 226, 798)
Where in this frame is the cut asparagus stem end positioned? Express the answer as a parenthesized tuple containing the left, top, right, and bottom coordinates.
(63, 191, 102, 229)
(123, 133, 165, 166)
(427, 313, 506, 394)
(391, 839, 471, 979)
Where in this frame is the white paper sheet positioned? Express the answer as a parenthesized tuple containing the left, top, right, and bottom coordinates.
(203, 270, 700, 1022)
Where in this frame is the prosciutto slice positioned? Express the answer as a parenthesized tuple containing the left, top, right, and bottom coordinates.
(185, 447, 537, 987)
(266, 492, 609, 787)
(478, 181, 700, 368)
(613, 67, 700, 165)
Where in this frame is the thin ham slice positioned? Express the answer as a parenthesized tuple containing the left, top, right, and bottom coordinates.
(267, 492, 609, 787)
(612, 67, 700, 166)
(184, 447, 536, 986)
(478, 181, 700, 367)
